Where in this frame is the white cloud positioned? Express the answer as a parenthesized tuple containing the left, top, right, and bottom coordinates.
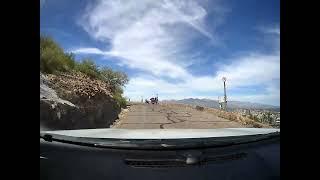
(72, 48, 106, 55)
(214, 54, 280, 88)
(257, 24, 280, 56)
(124, 51, 280, 106)
(229, 90, 280, 106)
(257, 25, 280, 35)
(75, 0, 280, 106)
(265, 27, 280, 35)
(76, 0, 219, 79)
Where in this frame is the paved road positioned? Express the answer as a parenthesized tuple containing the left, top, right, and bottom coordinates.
(112, 104, 245, 129)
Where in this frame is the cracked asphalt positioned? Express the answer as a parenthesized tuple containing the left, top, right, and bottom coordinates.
(112, 104, 245, 129)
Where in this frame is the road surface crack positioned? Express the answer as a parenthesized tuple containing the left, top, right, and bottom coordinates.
(158, 109, 193, 129)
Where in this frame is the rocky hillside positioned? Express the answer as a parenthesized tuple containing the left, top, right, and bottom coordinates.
(40, 72, 121, 130)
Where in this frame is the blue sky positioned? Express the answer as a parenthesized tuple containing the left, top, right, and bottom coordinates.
(40, 0, 280, 106)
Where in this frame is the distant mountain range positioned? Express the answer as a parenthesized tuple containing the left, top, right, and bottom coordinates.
(161, 98, 280, 112)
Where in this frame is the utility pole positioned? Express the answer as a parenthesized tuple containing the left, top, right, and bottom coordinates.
(222, 77, 227, 111)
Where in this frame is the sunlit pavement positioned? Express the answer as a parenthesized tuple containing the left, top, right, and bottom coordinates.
(113, 104, 245, 129)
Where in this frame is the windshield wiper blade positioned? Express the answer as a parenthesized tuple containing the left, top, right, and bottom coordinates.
(40, 131, 279, 150)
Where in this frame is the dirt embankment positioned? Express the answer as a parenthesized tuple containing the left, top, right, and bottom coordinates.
(203, 107, 271, 128)
(40, 72, 121, 130)
(162, 103, 271, 128)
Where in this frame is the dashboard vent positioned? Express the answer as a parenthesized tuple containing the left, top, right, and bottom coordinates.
(124, 159, 187, 168)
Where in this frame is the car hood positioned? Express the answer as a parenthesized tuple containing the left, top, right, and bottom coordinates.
(41, 128, 280, 139)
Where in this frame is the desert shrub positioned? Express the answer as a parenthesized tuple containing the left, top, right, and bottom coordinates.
(196, 106, 204, 111)
(100, 67, 129, 94)
(75, 59, 101, 79)
(113, 92, 127, 108)
(40, 35, 75, 73)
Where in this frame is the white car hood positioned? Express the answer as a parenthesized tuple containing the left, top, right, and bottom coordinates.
(41, 128, 280, 139)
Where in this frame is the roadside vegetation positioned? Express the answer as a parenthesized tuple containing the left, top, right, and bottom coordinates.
(40, 35, 128, 108)
(166, 103, 269, 128)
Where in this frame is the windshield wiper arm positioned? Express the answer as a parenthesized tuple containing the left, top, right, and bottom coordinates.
(40, 134, 53, 142)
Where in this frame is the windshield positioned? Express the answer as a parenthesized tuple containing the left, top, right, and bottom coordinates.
(40, 0, 280, 138)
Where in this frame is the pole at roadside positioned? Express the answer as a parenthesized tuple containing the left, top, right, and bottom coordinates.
(222, 77, 227, 111)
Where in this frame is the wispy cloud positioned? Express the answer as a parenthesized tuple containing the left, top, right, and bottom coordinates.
(257, 25, 280, 35)
(124, 51, 279, 105)
(75, 0, 220, 79)
(266, 28, 280, 35)
(161, 0, 213, 39)
(73, 0, 280, 106)
(72, 48, 107, 55)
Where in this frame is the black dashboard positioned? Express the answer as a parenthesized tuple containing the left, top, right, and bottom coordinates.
(40, 134, 279, 180)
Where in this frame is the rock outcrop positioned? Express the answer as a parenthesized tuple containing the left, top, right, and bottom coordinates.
(40, 72, 121, 130)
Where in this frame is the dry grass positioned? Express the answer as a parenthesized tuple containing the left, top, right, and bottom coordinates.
(162, 103, 271, 128)
(205, 107, 270, 128)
